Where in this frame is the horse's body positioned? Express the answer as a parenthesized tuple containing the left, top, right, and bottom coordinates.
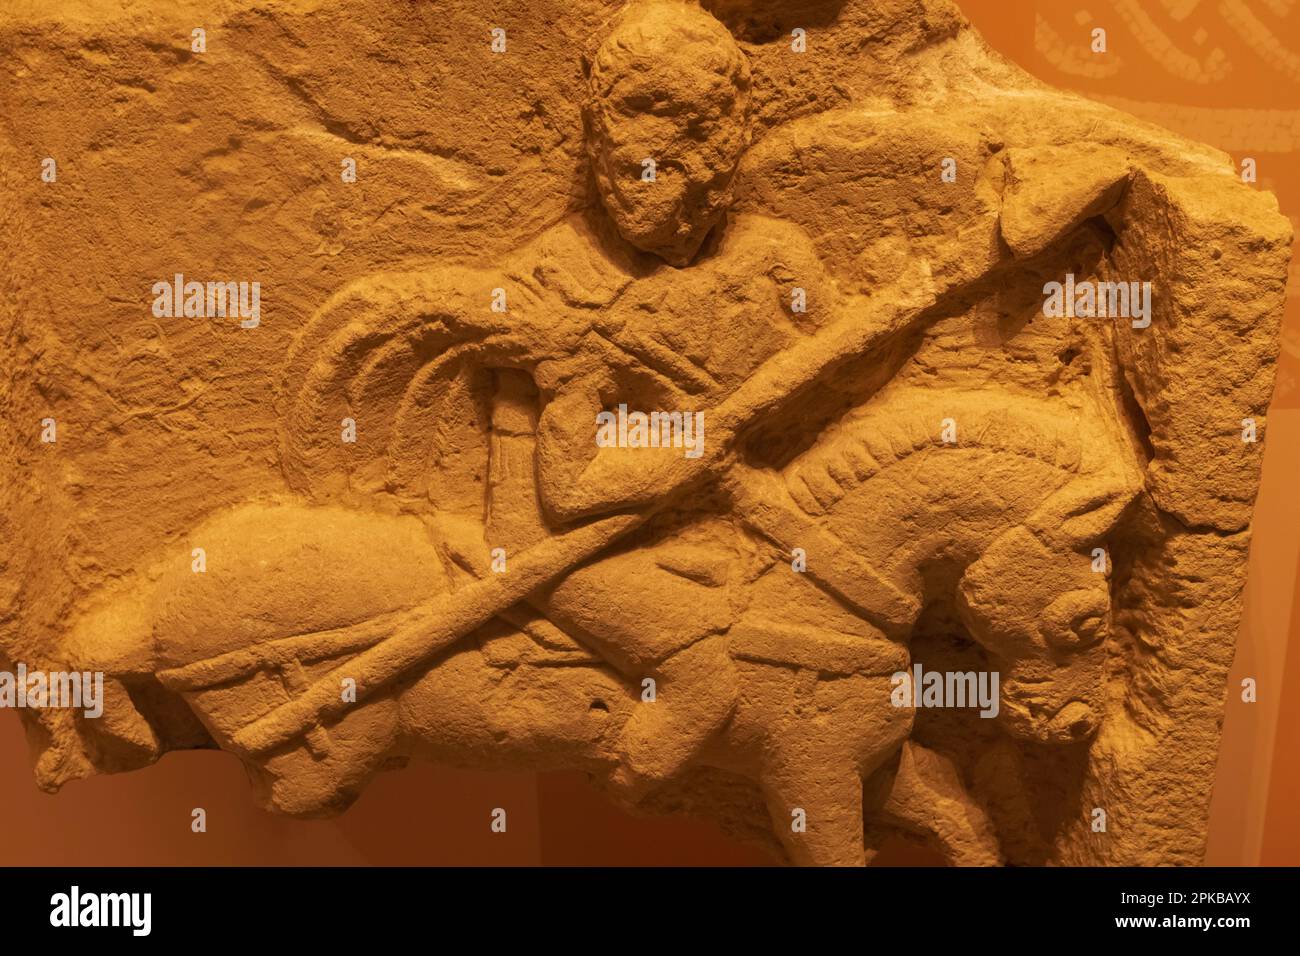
(64, 383, 1139, 866)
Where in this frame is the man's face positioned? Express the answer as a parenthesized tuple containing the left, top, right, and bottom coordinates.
(586, 7, 750, 266)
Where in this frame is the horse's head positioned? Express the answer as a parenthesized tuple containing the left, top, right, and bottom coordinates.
(955, 477, 1137, 745)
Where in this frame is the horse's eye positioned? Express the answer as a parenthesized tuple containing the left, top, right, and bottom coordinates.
(1043, 590, 1109, 649)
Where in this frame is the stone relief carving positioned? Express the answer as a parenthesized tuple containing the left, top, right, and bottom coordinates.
(3, 0, 1291, 865)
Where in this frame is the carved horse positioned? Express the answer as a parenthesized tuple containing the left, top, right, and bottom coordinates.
(60, 384, 1140, 866)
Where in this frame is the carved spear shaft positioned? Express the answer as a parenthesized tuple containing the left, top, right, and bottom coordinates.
(224, 294, 924, 755)
(228, 512, 644, 754)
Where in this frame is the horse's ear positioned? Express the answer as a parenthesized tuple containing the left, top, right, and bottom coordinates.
(1025, 476, 1140, 550)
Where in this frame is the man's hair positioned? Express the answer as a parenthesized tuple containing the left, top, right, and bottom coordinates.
(588, 0, 749, 104)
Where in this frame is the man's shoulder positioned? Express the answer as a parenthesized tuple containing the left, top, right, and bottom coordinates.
(710, 212, 824, 269)
(511, 216, 636, 309)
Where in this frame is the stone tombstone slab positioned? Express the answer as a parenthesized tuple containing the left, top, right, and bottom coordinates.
(0, 0, 1291, 865)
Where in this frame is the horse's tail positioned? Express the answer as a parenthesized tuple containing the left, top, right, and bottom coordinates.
(276, 267, 494, 510)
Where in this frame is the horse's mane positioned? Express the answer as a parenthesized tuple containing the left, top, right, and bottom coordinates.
(783, 389, 1127, 517)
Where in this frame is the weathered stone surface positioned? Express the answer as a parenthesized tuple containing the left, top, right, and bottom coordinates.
(1000, 144, 1131, 260)
(0, 0, 1290, 865)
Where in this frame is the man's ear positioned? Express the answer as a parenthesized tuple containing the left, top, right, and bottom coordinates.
(1024, 475, 1139, 551)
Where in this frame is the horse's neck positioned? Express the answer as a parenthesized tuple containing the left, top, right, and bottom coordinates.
(786, 431, 1083, 607)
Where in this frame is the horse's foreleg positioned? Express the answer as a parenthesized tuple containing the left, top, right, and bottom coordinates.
(754, 669, 869, 866)
(760, 752, 870, 866)
(750, 669, 912, 866)
(865, 740, 1003, 866)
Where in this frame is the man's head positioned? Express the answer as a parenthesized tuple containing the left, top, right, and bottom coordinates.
(586, 0, 751, 266)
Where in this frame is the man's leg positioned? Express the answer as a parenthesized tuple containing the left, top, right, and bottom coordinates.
(610, 633, 738, 796)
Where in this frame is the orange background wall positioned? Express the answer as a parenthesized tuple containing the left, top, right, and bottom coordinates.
(2, 0, 1296, 866)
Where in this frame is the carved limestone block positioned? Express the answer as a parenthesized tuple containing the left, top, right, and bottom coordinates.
(0, 0, 1291, 866)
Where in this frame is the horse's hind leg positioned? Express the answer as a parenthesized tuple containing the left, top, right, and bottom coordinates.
(246, 696, 404, 818)
(864, 740, 1003, 866)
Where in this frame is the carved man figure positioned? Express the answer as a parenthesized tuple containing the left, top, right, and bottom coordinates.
(30, 0, 1287, 870)
(278, 0, 868, 793)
